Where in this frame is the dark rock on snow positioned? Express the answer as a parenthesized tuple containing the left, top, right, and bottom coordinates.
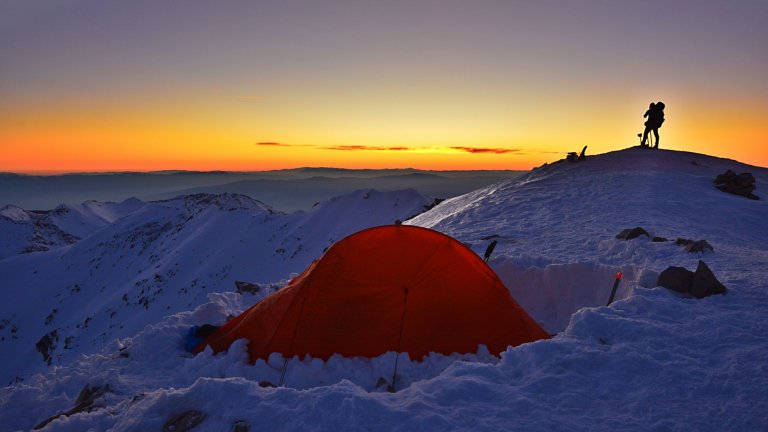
(691, 261, 728, 299)
(235, 281, 260, 294)
(35, 330, 58, 365)
(685, 240, 714, 253)
(34, 384, 111, 430)
(652, 236, 668, 242)
(676, 238, 714, 253)
(657, 260, 727, 298)
(616, 227, 649, 240)
(658, 267, 695, 294)
(234, 420, 251, 432)
(714, 169, 759, 200)
(163, 410, 207, 432)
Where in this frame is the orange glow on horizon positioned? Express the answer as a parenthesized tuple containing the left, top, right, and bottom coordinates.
(1, 92, 766, 173)
(2, 2, 766, 175)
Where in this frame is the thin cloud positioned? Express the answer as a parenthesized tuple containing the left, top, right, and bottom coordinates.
(255, 142, 314, 148)
(237, 96, 260, 100)
(322, 145, 519, 154)
(254, 142, 524, 155)
(322, 145, 412, 152)
(450, 147, 519, 154)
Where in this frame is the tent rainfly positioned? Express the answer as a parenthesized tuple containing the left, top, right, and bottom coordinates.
(195, 225, 549, 362)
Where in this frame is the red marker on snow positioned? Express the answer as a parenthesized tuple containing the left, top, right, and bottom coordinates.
(606, 272, 623, 306)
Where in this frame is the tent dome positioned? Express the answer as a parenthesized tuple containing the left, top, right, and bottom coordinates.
(196, 225, 548, 362)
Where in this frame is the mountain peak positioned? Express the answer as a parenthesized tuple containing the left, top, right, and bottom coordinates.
(533, 146, 763, 177)
(0, 205, 31, 222)
(154, 193, 276, 215)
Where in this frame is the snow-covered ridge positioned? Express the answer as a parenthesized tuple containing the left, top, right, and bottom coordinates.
(409, 146, 767, 261)
(153, 192, 276, 216)
(0, 197, 149, 259)
(408, 146, 767, 332)
(0, 194, 272, 261)
(0, 205, 31, 222)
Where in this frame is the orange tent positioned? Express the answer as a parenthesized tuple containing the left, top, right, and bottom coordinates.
(196, 225, 548, 362)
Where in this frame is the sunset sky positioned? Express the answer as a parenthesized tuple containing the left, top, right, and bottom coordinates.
(1, 0, 766, 173)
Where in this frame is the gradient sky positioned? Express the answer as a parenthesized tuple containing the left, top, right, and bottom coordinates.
(1, 0, 766, 172)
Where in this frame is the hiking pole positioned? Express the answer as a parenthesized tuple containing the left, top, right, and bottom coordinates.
(606, 272, 622, 306)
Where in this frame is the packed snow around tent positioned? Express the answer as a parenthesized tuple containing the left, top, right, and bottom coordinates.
(1, 147, 767, 431)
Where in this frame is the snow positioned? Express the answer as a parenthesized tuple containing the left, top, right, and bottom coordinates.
(0, 198, 150, 259)
(45, 198, 148, 238)
(1, 147, 767, 431)
(492, 259, 649, 333)
(0, 205, 31, 223)
(0, 189, 434, 386)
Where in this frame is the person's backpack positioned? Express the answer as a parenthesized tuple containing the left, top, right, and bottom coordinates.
(654, 102, 666, 127)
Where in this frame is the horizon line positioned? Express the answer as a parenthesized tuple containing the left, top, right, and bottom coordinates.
(1, 166, 528, 176)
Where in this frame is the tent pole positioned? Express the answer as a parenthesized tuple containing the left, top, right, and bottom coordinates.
(279, 358, 289, 387)
(387, 287, 409, 393)
(278, 287, 312, 387)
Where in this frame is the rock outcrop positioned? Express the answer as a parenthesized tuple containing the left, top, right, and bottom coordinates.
(657, 261, 727, 298)
(714, 170, 758, 200)
(616, 227, 649, 240)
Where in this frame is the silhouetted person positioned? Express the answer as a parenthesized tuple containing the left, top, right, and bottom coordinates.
(483, 240, 497, 263)
(641, 101, 665, 148)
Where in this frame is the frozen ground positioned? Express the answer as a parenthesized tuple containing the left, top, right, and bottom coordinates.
(1, 147, 766, 431)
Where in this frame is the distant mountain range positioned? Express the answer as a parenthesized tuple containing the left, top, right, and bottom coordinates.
(0, 168, 522, 212)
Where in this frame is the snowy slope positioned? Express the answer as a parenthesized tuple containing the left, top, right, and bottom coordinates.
(0, 205, 79, 259)
(0, 199, 147, 259)
(45, 198, 148, 238)
(408, 147, 768, 334)
(1, 148, 767, 431)
(0, 189, 433, 387)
